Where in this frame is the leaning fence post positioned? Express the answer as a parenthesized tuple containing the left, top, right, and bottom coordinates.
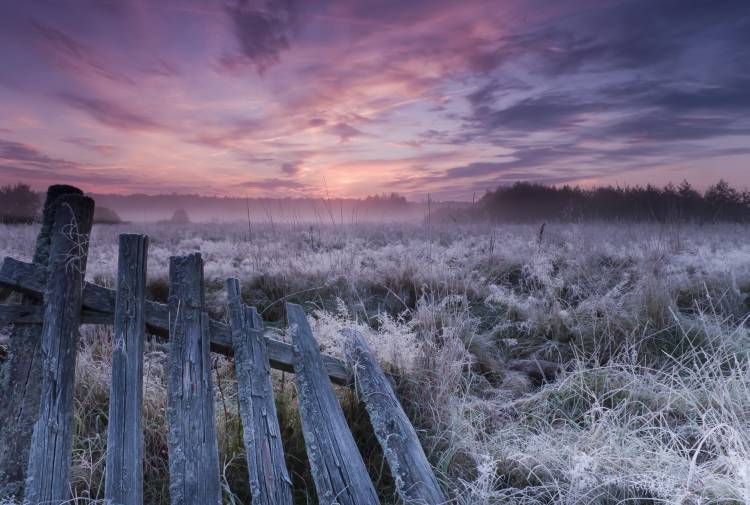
(0, 185, 82, 499)
(105, 234, 148, 505)
(226, 278, 293, 505)
(286, 303, 379, 505)
(345, 329, 446, 504)
(166, 253, 221, 505)
(24, 194, 95, 505)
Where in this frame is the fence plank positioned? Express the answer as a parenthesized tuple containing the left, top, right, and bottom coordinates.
(0, 304, 46, 323)
(166, 253, 221, 505)
(345, 329, 446, 504)
(226, 278, 293, 505)
(0, 257, 351, 385)
(0, 304, 114, 325)
(105, 234, 148, 505)
(0, 185, 82, 499)
(286, 303, 379, 505)
(24, 194, 95, 505)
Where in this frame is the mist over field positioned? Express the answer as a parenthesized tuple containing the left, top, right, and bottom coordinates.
(88, 192, 445, 223)
(90, 180, 750, 224)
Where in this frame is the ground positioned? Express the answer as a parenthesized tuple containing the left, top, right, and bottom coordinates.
(2, 220, 750, 504)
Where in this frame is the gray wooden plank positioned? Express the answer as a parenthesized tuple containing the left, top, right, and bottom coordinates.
(0, 304, 110, 325)
(0, 185, 82, 499)
(0, 257, 352, 385)
(345, 329, 446, 504)
(226, 278, 293, 505)
(286, 302, 379, 505)
(24, 194, 95, 505)
(166, 253, 221, 505)
(0, 304, 46, 324)
(105, 234, 148, 505)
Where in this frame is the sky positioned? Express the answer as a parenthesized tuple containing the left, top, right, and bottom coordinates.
(0, 0, 748, 200)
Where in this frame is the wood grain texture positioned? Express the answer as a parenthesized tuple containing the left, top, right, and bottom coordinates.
(345, 329, 446, 504)
(226, 278, 292, 505)
(0, 185, 82, 499)
(32, 185, 84, 266)
(24, 194, 95, 505)
(166, 253, 221, 505)
(0, 257, 351, 385)
(0, 304, 112, 325)
(105, 234, 148, 505)
(0, 304, 48, 324)
(286, 302, 379, 505)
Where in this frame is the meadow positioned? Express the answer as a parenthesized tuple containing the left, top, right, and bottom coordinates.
(2, 220, 750, 504)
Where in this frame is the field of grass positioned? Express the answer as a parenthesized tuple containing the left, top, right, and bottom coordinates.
(2, 220, 750, 504)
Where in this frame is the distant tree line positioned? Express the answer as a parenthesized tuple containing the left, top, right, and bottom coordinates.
(0, 183, 40, 223)
(4, 180, 749, 224)
(464, 180, 750, 223)
(0, 183, 126, 224)
(363, 193, 409, 207)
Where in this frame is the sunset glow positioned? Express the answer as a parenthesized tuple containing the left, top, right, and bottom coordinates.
(1, 0, 748, 199)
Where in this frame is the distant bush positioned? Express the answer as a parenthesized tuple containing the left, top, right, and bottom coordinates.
(363, 192, 408, 207)
(168, 209, 190, 224)
(0, 183, 40, 223)
(460, 180, 750, 223)
(93, 206, 123, 224)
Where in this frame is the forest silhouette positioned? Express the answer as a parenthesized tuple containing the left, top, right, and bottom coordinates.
(459, 180, 750, 223)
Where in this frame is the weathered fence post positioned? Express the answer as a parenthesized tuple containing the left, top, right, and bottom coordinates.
(166, 253, 221, 505)
(226, 278, 293, 505)
(286, 303, 379, 505)
(105, 234, 148, 505)
(0, 185, 82, 499)
(345, 329, 446, 504)
(24, 194, 95, 505)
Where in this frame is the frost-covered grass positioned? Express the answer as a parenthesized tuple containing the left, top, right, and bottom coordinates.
(2, 221, 750, 504)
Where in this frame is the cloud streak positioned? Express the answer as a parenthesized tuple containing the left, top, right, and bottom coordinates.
(58, 93, 165, 132)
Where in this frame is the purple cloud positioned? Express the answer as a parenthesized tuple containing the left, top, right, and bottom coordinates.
(280, 162, 301, 175)
(327, 123, 365, 143)
(237, 177, 307, 190)
(221, 0, 298, 73)
(58, 93, 164, 132)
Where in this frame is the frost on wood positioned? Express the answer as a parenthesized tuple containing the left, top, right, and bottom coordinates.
(166, 253, 221, 505)
(31, 185, 84, 266)
(286, 302, 379, 505)
(0, 184, 82, 500)
(227, 278, 292, 505)
(345, 328, 446, 504)
(24, 194, 95, 505)
(105, 234, 148, 505)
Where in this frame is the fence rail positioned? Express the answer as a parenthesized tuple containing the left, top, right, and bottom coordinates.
(0, 185, 446, 505)
(0, 256, 351, 385)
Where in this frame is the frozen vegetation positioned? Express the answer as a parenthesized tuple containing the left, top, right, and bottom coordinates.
(2, 220, 750, 504)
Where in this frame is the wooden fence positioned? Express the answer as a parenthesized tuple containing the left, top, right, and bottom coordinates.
(0, 186, 446, 505)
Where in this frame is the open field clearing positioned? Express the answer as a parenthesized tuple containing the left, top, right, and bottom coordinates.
(3, 221, 750, 504)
